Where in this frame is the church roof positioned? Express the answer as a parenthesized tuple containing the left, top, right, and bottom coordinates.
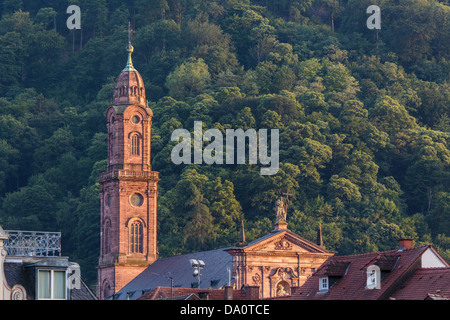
(113, 228, 331, 300)
(111, 248, 233, 300)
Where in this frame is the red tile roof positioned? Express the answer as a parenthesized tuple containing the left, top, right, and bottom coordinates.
(291, 244, 448, 300)
(389, 267, 450, 300)
(137, 286, 247, 300)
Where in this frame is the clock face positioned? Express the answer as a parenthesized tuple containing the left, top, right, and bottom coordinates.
(130, 193, 144, 207)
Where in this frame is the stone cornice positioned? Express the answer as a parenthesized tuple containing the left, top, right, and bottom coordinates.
(99, 169, 160, 182)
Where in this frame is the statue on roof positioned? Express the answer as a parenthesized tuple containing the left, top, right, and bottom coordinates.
(275, 197, 287, 223)
(275, 189, 293, 224)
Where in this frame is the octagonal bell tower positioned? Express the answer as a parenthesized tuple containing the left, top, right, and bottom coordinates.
(97, 35, 159, 300)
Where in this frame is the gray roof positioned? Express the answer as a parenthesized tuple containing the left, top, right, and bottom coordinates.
(4, 258, 97, 300)
(112, 247, 233, 300)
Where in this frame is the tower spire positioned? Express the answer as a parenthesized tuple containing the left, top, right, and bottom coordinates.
(98, 23, 157, 299)
(123, 22, 136, 71)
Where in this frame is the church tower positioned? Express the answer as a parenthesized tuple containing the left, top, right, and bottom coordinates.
(97, 35, 159, 300)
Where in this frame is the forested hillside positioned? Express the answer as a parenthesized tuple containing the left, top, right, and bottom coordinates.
(0, 0, 448, 287)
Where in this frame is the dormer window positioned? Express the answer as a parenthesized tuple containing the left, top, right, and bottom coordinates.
(319, 277, 329, 291)
(38, 269, 66, 300)
(364, 255, 398, 289)
(366, 265, 381, 289)
(316, 261, 350, 294)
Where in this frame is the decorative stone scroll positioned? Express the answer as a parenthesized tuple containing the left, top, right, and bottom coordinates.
(252, 272, 261, 286)
(0, 227, 27, 300)
(274, 238, 292, 250)
(10, 285, 27, 300)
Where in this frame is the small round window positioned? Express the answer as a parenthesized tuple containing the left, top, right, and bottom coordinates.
(130, 193, 144, 207)
(131, 115, 140, 124)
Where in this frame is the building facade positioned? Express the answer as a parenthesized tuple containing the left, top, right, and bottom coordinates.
(0, 226, 96, 300)
(226, 221, 333, 298)
(97, 39, 160, 300)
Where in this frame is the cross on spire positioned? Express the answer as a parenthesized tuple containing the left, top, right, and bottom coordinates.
(123, 22, 136, 71)
(126, 22, 135, 44)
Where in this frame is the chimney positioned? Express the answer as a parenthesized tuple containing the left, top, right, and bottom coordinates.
(224, 286, 233, 300)
(198, 292, 210, 300)
(290, 286, 300, 296)
(244, 285, 260, 300)
(398, 238, 414, 250)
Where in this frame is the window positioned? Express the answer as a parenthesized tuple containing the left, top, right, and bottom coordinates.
(131, 115, 140, 124)
(368, 269, 376, 287)
(366, 265, 381, 289)
(105, 194, 111, 207)
(131, 134, 140, 155)
(104, 220, 111, 254)
(319, 277, 329, 291)
(130, 193, 144, 207)
(38, 270, 66, 299)
(109, 134, 114, 159)
(130, 221, 143, 254)
(103, 280, 111, 300)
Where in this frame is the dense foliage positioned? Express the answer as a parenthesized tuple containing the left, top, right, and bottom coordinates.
(0, 0, 448, 287)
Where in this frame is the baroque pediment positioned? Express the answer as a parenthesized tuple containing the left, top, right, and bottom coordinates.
(242, 230, 329, 254)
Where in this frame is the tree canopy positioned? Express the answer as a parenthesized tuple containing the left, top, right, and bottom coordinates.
(0, 0, 448, 287)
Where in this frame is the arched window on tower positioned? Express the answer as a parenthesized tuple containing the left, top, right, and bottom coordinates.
(102, 280, 111, 300)
(109, 133, 114, 160)
(131, 134, 140, 155)
(104, 219, 111, 254)
(130, 221, 143, 254)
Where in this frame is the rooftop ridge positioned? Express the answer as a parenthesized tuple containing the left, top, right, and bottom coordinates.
(331, 244, 430, 259)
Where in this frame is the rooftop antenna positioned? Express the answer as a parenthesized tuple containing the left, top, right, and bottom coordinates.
(166, 272, 174, 297)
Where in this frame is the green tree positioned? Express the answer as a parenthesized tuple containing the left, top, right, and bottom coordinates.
(0, 140, 19, 194)
(1, 183, 56, 230)
(183, 181, 214, 250)
(165, 57, 211, 99)
(369, 96, 417, 134)
(327, 174, 362, 202)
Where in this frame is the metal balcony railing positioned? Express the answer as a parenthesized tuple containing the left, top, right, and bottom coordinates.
(3, 230, 61, 257)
